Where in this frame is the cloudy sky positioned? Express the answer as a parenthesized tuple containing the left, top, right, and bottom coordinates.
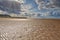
(0, 0, 60, 18)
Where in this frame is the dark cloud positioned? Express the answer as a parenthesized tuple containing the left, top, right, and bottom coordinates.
(52, 0, 60, 7)
(0, 0, 21, 14)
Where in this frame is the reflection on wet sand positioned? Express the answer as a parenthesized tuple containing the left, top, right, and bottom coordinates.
(0, 18, 60, 40)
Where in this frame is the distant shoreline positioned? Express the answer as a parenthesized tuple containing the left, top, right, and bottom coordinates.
(0, 17, 27, 19)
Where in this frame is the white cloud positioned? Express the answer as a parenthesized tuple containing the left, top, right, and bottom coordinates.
(10, 0, 25, 3)
(35, 0, 46, 10)
(21, 4, 33, 13)
(35, 0, 60, 10)
(0, 0, 25, 3)
(17, 0, 24, 3)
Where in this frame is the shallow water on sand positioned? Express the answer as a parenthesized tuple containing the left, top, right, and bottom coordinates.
(0, 18, 60, 40)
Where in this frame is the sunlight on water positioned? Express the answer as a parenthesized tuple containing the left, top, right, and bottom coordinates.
(9, 19, 30, 21)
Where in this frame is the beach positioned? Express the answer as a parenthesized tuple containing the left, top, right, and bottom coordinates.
(0, 18, 60, 40)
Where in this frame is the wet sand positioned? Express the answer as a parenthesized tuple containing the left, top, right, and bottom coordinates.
(0, 18, 60, 40)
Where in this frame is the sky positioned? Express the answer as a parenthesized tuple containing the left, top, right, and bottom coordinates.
(25, 0, 60, 12)
(0, 0, 60, 18)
